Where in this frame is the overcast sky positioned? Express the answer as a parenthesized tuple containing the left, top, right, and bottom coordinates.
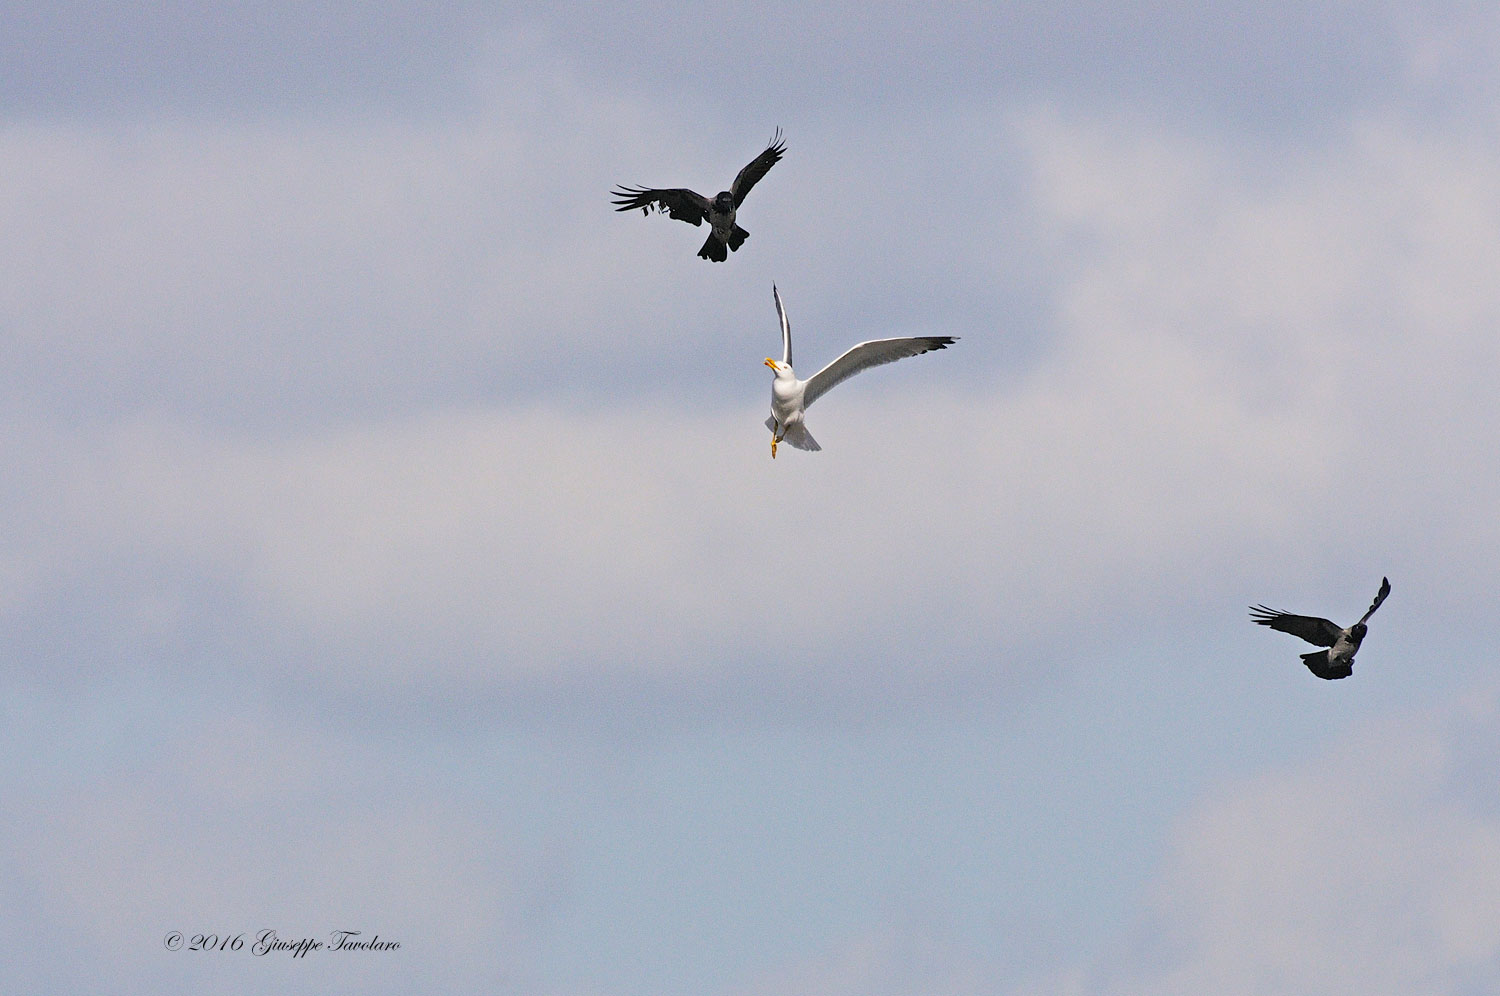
(5, 3, 1500, 994)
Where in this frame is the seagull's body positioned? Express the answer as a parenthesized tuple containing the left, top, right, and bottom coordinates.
(767, 362, 818, 455)
(611, 130, 785, 261)
(763, 284, 957, 458)
(1250, 577, 1391, 680)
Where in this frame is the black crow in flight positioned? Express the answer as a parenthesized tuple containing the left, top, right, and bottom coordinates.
(1250, 577, 1391, 679)
(611, 129, 786, 261)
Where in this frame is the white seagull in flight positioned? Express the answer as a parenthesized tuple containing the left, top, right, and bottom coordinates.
(763, 284, 957, 458)
(1249, 577, 1391, 680)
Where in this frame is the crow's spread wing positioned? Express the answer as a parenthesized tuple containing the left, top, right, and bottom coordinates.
(730, 128, 786, 208)
(1249, 606, 1343, 647)
(1357, 577, 1391, 626)
(610, 186, 711, 225)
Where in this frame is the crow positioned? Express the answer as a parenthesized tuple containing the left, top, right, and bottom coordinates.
(611, 129, 785, 261)
(1250, 577, 1391, 679)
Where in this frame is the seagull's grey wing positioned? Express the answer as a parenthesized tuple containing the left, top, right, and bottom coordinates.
(1356, 577, 1391, 626)
(610, 186, 711, 225)
(1248, 606, 1342, 647)
(773, 283, 792, 367)
(802, 336, 958, 410)
(730, 128, 786, 208)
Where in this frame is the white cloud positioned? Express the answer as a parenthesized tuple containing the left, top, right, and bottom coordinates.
(5, 100, 1500, 710)
(2, 711, 548, 995)
(0, 41, 755, 425)
(731, 925, 997, 996)
(723, 690, 1500, 996)
(1012, 688, 1500, 996)
(0, 377, 1324, 701)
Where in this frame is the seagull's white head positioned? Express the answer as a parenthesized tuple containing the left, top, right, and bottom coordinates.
(764, 357, 792, 378)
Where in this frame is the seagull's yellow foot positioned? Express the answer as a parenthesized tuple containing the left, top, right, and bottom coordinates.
(771, 436, 779, 459)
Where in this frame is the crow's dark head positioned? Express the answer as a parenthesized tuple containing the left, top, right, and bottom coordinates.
(713, 191, 734, 213)
(1349, 622, 1368, 643)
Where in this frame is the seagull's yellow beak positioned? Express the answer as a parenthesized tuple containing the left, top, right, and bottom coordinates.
(764, 357, 777, 370)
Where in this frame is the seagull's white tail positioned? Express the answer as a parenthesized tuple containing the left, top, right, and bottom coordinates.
(782, 423, 820, 452)
(765, 417, 821, 452)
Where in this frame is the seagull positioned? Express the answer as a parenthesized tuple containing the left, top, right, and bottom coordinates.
(1249, 577, 1391, 680)
(763, 284, 957, 458)
(611, 129, 786, 261)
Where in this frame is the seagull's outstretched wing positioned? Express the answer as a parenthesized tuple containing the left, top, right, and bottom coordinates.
(610, 186, 711, 225)
(731, 129, 786, 207)
(773, 283, 792, 367)
(1357, 577, 1392, 626)
(802, 336, 958, 410)
(1248, 606, 1342, 647)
